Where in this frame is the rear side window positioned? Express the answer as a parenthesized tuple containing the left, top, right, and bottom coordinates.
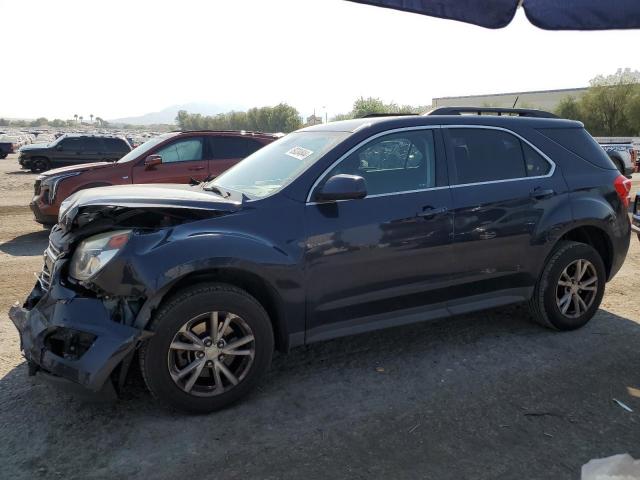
(537, 127, 617, 170)
(157, 138, 203, 163)
(103, 138, 128, 153)
(446, 128, 550, 185)
(211, 137, 247, 159)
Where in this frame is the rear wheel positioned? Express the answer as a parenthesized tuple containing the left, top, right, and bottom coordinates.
(529, 241, 606, 330)
(139, 283, 274, 413)
(30, 157, 49, 173)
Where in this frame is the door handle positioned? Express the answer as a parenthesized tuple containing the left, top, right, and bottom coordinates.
(529, 187, 555, 199)
(188, 166, 206, 171)
(417, 206, 448, 218)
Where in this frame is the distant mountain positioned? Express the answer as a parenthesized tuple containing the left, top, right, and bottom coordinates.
(109, 102, 245, 126)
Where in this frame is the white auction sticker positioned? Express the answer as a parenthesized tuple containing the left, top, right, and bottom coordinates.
(285, 147, 313, 160)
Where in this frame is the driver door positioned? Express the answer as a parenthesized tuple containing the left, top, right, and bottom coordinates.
(131, 136, 209, 183)
(303, 128, 455, 342)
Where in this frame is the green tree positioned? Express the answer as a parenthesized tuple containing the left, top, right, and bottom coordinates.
(0, 118, 8, 126)
(582, 68, 640, 136)
(555, 96, 582, 121)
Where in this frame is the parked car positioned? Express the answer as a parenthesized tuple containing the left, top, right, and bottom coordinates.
(18, 134, 132, 173)
(596, 138, 638, 175)
(29, 130, 279, 225)
(0, 135, 20, 159)
(9, 108, 631, 413)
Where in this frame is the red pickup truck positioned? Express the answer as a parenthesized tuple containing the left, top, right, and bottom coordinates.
(30, 130, 280, 224)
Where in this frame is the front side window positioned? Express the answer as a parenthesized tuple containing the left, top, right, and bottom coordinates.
(61, 138, 87, 152)
(324, 130, 436, 196)
(447, 128, 550, 185)
(157, 138, 203, 163)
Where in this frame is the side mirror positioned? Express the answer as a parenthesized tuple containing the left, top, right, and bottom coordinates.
(144, 154, 162, 169)
(315, 174, 367, 202)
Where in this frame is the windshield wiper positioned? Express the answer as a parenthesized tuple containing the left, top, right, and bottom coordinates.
(202, 184, 231, 198)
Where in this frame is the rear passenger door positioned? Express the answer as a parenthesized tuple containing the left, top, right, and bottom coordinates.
(443, 126, 567, 310)
(208, 136, 249, 178)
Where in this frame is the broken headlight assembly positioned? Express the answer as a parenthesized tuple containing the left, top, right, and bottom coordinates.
(69, 230, 131, 281)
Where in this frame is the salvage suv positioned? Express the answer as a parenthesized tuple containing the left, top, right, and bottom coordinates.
(19, 134, 132, 173)
(10, 108, 631, 413)
(29, 130, 279, 225)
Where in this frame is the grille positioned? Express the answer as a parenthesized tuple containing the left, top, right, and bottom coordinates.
(34, 179, 42, 196)
(38, 242, 61, 292)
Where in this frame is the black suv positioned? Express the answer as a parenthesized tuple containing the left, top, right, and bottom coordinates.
(9, 108, 631, 413)
(19, 134, 131, 172)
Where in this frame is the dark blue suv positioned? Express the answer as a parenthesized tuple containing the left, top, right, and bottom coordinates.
(9, 108, 631, 413)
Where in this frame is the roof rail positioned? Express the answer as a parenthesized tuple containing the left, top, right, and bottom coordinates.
(360, 113, 419, 118)
(427, 107, 558, 119)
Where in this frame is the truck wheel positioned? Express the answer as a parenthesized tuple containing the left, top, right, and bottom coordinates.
(529, 241, 606, 331)
(30, 158, 49, 173)
(139, 283, 274, 413)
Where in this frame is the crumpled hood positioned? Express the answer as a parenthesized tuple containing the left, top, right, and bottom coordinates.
(59, 183, 241, 225)
(40, 162, 113, 177)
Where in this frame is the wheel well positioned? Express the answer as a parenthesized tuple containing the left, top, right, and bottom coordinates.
(559, 226, 613, 277)
(165, 269, 287, 352)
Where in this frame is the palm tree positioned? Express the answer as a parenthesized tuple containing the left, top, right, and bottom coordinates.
(95, 117, 102, 126)
(74, 114, 78, 124)
(79, 116, 84, 125)
(90, 114, 94, 124)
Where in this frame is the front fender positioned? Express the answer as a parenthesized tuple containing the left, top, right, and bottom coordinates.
(92, 229, 305, 347)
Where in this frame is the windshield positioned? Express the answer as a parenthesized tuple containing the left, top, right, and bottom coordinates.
(116, 132, 178, 163)
(208, 131, 349, 198)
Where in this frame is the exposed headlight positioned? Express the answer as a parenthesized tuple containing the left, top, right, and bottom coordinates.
(42, 172, 81, 203)
(69, 230, 131, 281)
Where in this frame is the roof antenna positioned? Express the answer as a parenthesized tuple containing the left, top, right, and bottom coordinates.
(512, 96, 519, 108)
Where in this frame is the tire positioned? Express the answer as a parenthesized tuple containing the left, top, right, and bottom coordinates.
(0, 153, 7, 159)
(139, 283, 274, 413)
(30, 157, 49, 173)
(529, 241, 606, 330)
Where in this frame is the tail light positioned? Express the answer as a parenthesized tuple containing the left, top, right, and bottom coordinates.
(614, 174, 632, 208)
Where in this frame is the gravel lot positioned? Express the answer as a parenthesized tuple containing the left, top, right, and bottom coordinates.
(1, 153, 639, 479)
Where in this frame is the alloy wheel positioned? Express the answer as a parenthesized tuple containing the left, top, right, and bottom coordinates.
(167, 311, 255, 397)
(555, 259, 598, 318)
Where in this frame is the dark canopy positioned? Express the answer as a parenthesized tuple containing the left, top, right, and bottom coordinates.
(347, 0, 640, 30)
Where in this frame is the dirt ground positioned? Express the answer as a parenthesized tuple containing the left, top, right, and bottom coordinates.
(0, 153, 639, 479)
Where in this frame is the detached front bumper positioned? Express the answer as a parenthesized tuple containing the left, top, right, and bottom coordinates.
(8, 264, 151, 393)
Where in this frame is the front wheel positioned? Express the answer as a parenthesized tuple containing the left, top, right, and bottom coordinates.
(139, 283, 274, 413)
(30, 157, 49, 173)
(529, 241, 606, 330)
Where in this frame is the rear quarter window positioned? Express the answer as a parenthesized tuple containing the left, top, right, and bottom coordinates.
(537, 127, 617, 170)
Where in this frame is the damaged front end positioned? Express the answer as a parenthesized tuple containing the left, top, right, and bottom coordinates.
(9, 251, 153, 396)
(9, 184, 240, 396)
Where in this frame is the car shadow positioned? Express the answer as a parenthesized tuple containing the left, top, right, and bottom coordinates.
(0, 229, 49, 256)
(5, 170, 36, 175)
(1, 306, 639, 479)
